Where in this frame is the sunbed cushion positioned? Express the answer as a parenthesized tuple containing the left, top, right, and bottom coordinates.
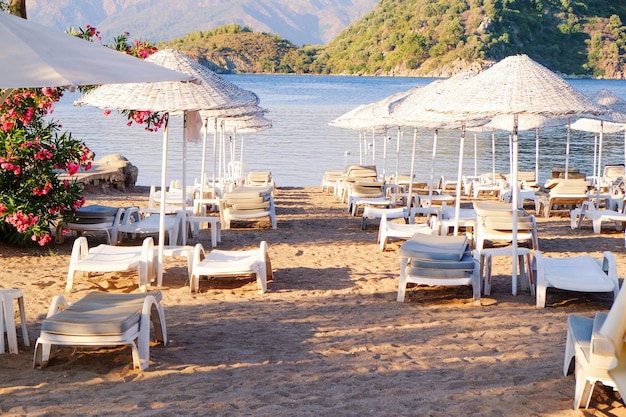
(399, 234, 468, 261)
(41, 291, 162, 336)
(407, 251, 475, 272)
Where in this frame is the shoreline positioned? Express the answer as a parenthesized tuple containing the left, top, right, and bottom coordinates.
(0, 186, 625, 416)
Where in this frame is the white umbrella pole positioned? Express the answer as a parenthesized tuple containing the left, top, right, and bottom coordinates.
(596, 122, 604, 209)
(406, 128, 418, 211)
(453, 126, 465, 236)
(565, 120, 571, 179)
(593, 134, 598, 181)
(395, 127, 401, 185)
(181, 111, 188, 245)
(372, 128, 376, 167)
(359, 131, 363, 165)
(382, 131, 388, 182)
(491, 131, 496, 182)
(157, 113, 170, 287)
(474, 132, 478, 177)
(212, 118, 218, 198)
(199, 117, 208, 205)
(511, 115, 519, 296)
(428, 130, 439, 199)
(535, 129, 540, 185)
(240, 135, 245, 164)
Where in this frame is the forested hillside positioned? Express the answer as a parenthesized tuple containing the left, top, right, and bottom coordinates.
(161, 0, 626, 78)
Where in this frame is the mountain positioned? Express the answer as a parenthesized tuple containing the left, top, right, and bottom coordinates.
(321, 0, 626, 78)
(24, 0, 378, 46)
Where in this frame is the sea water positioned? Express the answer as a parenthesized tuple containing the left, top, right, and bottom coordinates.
(52, 75, 626, 188)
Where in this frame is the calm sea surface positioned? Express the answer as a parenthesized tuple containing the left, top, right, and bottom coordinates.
(52, 75, 626, 188)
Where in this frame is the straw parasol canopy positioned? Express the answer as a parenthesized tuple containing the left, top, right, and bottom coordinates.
(75, 49, 259, 112)
(423, 54, 607, 295)
(329, 88, 419, 131)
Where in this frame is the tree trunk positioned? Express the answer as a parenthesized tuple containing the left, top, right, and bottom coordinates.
(10, 0, 26, 18)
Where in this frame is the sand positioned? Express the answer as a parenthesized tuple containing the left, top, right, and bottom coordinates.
(0, 186, 625, 416)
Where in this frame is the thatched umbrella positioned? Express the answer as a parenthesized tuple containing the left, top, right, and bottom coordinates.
(423, 54, 606, 295)
(76, 49, 260, 285)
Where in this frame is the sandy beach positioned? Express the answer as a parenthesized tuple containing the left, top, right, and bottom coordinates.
(1, 185, 625, 416)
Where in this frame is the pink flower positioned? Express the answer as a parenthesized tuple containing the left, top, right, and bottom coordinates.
(67, 161, 80, 176)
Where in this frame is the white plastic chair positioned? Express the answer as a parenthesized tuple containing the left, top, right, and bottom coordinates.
(33, 291, 166, 371)
(190, 241, 272, 293)
(533, 251, 619, 309)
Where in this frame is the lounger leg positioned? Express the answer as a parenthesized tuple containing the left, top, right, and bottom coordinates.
(397, 258, 409, 302)
(135, 295, 166, 371)
(563, 322, 576, 376)
(33, 338, 52, 368)
(573, 359, 595, 409)
(536, 282, 547, 308)
(472, 261, 481, 306)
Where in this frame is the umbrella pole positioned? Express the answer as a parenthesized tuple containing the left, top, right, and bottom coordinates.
(474, 132, 478, 177)
(395, 127, 401, 185)
(453, 126, 465, 236)
(593, 134, 598, 181)
(406, 128, 418, 211)
(212, 118, 218, 199)
(157, 113, 170, 287)
(596, 122, 604, 208)
(535, 129, 540, 186)
(565, 120, 571, 179)
(382, 130, 388, 182)
(491, 130, 496, 182)
(359, 131, 363, 165)
(511, 115, 519, 296)
(199, 117, 208, 206)
(181, 111, 188, 245)
(372, 127, 376, 167)
(428, 130, 438, 199)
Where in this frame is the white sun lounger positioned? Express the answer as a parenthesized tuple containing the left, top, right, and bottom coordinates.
(33, 291, 166, 371)
(533, 251, 619, 308)
(190, 241, 273, 293)
(570, 200, 626, 234)
(66, 236, 156, 292)
(397, 234, 480, 305)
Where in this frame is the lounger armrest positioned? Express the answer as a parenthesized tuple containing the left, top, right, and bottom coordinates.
(46, 294, 69, 318)
(192, 243, 206, 267)
(602, 251, 620, 297)
(70, 236, 89, 263)
(141, 294, 166, 346)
